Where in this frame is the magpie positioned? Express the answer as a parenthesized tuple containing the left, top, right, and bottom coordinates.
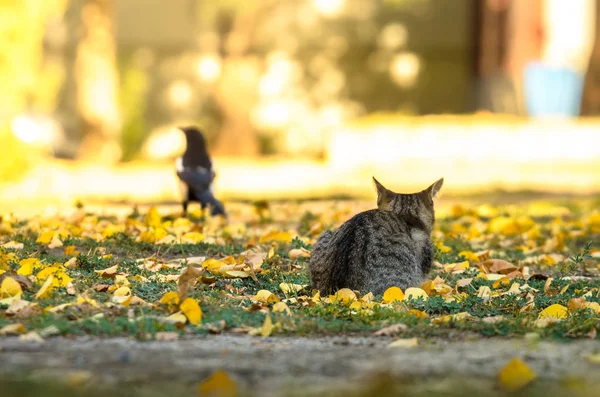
(176, 126, 226, 217)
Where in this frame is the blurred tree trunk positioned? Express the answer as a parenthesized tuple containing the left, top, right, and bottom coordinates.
(580, 0, 600, 115)
(56, 0, 121, 162)
(212, 8, 262, 157)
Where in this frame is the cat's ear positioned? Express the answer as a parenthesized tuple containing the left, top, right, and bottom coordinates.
(373, 177, 391, 207)
(426, 178, 444, 200)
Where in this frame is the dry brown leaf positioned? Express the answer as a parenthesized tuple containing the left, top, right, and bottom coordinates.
(480, 259, 517, 274)
(177, 264, 204, 301)
(374, 323, 408, 336)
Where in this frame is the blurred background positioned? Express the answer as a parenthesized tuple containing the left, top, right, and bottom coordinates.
(1, 0, 600, 214)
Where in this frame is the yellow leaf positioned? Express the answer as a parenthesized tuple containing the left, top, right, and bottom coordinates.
(255, 290, 280, 303)
(48, 235, 63, 249)
(202, 258, 227, 273)
(166, 311, 187, 325)
(157, 234, 176, 245)
(559, 285, 569, 295)
(477, 286, 491, 299)
(492, 277, 511, 289)
(498, 357, 537, 392)
(0, 323, 27, 336)
(181, 232, 203, 244)
(17, 258, 40, 276)
(458, 250, 480, 263)
(112, 286, 132, 306)
(0, 277, 22, 298)
(224, 270, 250, 278)
(113, 287, 131, 296)
(272, 301, 291, 315)
(76, 296, 99, 308)
(433, 312, 472, 324)
(160, 291, 181, 307)
(35, 274, 54, 299)
(145, 205, 162, 227)
(260, 313, 274, 337)
(404, 287, 429, 301)
(64, 245, 78, 256)
(382, 286, 405, 303)
(436, 241, 451, 253)
(443, 261, 469, 273)
(102, 224, 122, 238)
(408, 309, 429, 319)
(140, 227, 169, 243)
(94, 264, 118, 278)
(388, 337, 419, 348)
(330, 288, 357, 304)
(279, 283, 307, 295)
(2, 241, 23, 250)
(180, 298, 202, 325)
(420, 280, 435, 296)
(586, 354, 600, 365)
(36, 231, 55, 244)
(260, 231, 292, 244)
(538, 304, 568, 320)
(198, 370, 238, 397)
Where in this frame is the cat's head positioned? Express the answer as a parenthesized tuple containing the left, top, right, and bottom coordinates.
(372, 177, 444, 229)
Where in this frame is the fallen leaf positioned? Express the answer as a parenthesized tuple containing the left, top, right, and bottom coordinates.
(177, 264, 204, 301)
(2, 241, 23, 250)
(5, 299, 32, 316)
(180, 298, 202, 325)
(403, 288, 428, 302)
(272, 301, 291, 315)
(155, 332, 179, 341)
(388, 338, 418, 348)
(224, 270, 250, 278)
(94, 264, 118, 278)
(36, 231, 55, 245)
(382, 286, 404, 303)
(165, 311, 187, 325)
(538, 304, 568, 320)
(19, 331, 45, 343)
(255, 290, 280, 303)
(289, 247, 311, 259)
(279, 283, 307, 295)
(198, 370, 238, 397)
(260, 231, 292, 243)
(48, 235, 63, 249)
(145, 205, 162, 227)
(181, 232, 203, 243)
(374, 323, 408, 336)
(498, 357, 537, 392)
(34, 274, 54, 299)
(0, 323, 26, 336)
(260, 313, 274, 337)
(1, 277, 22, 299)
(586, 354, 600, 365)
(330, 288, 357, 304)
(480, 259, 517, 274)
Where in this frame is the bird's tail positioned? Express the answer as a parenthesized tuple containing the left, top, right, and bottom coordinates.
(198, 190, 226, 216)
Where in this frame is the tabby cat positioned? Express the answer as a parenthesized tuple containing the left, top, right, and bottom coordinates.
(309, 177, 443, 296)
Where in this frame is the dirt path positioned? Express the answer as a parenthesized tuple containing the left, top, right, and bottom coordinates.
(2, 335, 600, 396)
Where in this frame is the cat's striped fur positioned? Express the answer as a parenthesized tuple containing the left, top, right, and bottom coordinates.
(309, 177, 443, 296)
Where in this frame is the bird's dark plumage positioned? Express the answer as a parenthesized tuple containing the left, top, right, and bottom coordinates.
(176, 127, 226, 216)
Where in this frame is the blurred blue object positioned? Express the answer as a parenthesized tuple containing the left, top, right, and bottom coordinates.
(523, 62, 584, 118)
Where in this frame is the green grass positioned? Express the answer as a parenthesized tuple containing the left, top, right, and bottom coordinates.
(0, 199, 599, 340)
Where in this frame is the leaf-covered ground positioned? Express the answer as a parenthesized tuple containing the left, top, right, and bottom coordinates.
(1, 198, 599, 342)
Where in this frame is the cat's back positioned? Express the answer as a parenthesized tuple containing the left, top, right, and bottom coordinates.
(309, 208, 432, 294)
